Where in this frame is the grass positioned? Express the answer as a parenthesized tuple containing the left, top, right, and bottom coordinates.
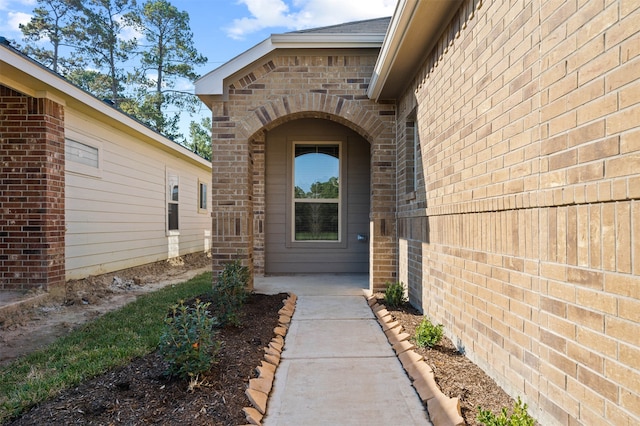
(0, 272, 213, 424)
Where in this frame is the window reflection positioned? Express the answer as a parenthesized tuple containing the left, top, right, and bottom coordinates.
(293, 144, 340, 241)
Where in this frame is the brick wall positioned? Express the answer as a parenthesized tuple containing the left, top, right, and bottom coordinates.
(0, 85, 65, 291)
(209, 52, 397, 290)
(397, 0, 639, 424)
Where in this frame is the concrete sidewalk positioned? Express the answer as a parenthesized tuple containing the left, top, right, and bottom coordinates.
(255, 275, 432, 426)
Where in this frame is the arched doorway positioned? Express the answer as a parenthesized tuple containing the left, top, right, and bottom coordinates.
(264, 118, 370, 274)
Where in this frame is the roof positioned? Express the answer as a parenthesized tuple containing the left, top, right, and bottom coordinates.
(0, 41, 211, 169)
(288, 17, 391, 34)
(368, 0, 464, 100)
(195, 17, 390, 104)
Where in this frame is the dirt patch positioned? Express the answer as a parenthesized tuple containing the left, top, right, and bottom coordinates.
(0, 253, 211, 366)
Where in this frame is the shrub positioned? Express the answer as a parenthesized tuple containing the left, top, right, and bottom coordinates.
(158, 300, 220, 379)
(477, 397, 535, 426)
(383, 281, 407, 308)
(212, 259, 250, 326)
(414, 317, 444, 348)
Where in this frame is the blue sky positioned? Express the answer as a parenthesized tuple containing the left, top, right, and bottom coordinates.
(0, 0, 396, 135)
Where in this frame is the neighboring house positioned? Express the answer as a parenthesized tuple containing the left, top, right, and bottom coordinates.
(0, 41, 212, 289)
(195, 1, 639, 425)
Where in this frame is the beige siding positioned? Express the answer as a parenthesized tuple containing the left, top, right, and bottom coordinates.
(265, 119, 370, 274)
(64, 109, 211, 279)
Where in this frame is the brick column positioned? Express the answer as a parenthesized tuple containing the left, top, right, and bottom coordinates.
(210, 101, 254, 289)
(0, 86, 65, 291)
(370, 131, 398, 292)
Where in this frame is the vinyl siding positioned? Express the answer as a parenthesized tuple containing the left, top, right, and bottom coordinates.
(64, 109, 211, 279)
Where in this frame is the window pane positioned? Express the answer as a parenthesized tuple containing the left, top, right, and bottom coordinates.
(295, 202, 338, 240)
(199, 183, 207, 210)
(168, 174, 179, 202)
(294, 145, 339, 199)
(168, 203, 179, 230)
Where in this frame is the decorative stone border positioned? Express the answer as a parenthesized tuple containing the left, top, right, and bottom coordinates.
(241, 293, 297, 426)
(367, 295, 466, 426)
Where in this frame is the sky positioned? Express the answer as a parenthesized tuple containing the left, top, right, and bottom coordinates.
(0, 0, 396, 138)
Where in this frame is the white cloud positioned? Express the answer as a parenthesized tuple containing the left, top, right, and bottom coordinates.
(226, 0, 396, 40)
(0, 10, 31, 35)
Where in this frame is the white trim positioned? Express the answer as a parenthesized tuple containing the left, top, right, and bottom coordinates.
(367, 0, 418, 101)
(290, 141, 343, 244)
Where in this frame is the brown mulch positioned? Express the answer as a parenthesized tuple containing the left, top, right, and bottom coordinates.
(8, 292, 287, 426)
(388, 302, 516, 426)
(7, 283, 517, 426)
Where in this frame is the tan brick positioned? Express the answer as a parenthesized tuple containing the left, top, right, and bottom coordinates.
(620, 388, 640, 418)
(620, 128, 640, 153)
(576, 327, 618, 358)
(578, 48, 620, 85)
(567, 119, 606, 147)
(567, 304, 604, 332)
(634, 202, 640, 275)
(607, 104, 640, 134)
(606, 316, 640, 346)
(578, 365, 618, 402)
(575, 288, 617, 315)
(601, 203, 616, 271)
(616, 202, 632, 273)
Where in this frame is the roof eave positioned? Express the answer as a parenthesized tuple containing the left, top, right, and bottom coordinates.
(0, 44, 211, 169)
(368, 0, 464, 101)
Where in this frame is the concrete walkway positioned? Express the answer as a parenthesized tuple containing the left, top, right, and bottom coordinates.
(255, 275, 432, 426)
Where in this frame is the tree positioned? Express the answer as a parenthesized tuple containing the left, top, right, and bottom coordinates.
(71, 0, 138, 106)
(65, 69, 120, 101)
(19, 0, 84, 73)
(127, 0, 207, 138)
(186, 117, 212, 160)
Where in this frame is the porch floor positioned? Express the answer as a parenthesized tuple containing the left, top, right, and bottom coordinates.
(254, 274, 432, 425)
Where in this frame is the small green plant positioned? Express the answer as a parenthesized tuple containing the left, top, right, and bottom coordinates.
(158, 299, 220, 379)
(414, 317, 444, 348)
(477, 397, 535, 426)
(212, 259, 250, 326)
(383, 281, 407, 308)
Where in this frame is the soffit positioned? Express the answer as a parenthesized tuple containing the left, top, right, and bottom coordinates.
(368, 0, 464, 101)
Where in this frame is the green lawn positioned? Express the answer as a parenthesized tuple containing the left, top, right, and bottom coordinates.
(0, 272, 213, 424)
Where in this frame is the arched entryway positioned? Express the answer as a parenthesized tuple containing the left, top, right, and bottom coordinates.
(264, 118, 370, 274)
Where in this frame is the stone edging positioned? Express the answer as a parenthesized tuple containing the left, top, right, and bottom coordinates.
(241, 292, 297, 426)
(367, 295, 466, 426)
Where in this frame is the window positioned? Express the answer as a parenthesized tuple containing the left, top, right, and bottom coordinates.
(292, 143, 341, 241)
(65, 138, 102, 177)
(167, 172, 179, 231)
(66, 139, 99, 168)
(198, 180, 208, 212)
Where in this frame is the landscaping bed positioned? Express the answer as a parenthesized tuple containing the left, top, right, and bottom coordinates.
(388, 302, 518, 426)
(7, 292, 287, 425)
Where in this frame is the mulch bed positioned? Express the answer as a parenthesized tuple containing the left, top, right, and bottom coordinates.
(8, 291, 520, 426)
(388, 302, 516, 426)
(8, 292, 287, 426)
